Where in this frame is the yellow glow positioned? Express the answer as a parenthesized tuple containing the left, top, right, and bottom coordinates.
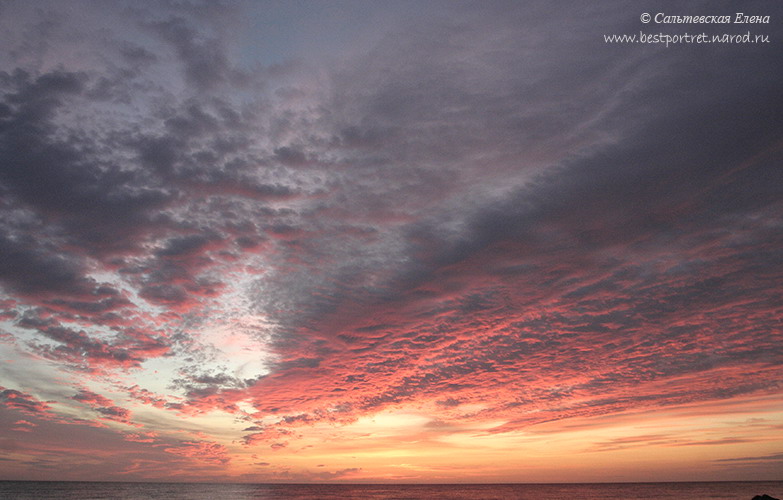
(219, 394, 783, 482)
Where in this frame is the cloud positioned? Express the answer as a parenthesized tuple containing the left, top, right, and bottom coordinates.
(72, 389, 134, 424)
(123, 431, 158, 444)
(18, 312, 168, 373)
(0, 387, 55, 416)
(125, 385, 170, 409)
(316, 467, 361, 480)
(164, 440, 230, 465)
(148, 16, 238, 92)
(0, 230, 90, 296)
(11, 419, 37, 432)
(715, 453, 783, 463)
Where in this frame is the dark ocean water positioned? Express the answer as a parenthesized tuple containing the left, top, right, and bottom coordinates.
(0, 481, 781, 500)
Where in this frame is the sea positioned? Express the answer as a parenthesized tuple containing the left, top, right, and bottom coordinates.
(0, 481, 781, 500)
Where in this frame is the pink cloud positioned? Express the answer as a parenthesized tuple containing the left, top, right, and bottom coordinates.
(164, 440, 230, 465)
(0, 387, 57, 417)
(123, 431, 159, 443)
(72, 389, 136, 425)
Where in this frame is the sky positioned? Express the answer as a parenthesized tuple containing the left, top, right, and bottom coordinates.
(0, 0, 781, 484)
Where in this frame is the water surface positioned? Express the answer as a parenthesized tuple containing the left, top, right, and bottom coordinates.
(1, 481, 781, 499)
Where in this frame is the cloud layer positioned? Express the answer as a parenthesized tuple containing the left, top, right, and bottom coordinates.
(0, 0, 781, 483)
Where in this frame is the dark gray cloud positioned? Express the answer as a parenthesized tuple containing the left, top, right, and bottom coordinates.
(0, 69, 170, 257)
(148, 16, 239, 92)
(238, 0, 783, 356)
(0, 229, 90, 296)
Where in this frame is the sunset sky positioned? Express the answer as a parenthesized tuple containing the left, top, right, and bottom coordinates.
(1, 0, 781, 483)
